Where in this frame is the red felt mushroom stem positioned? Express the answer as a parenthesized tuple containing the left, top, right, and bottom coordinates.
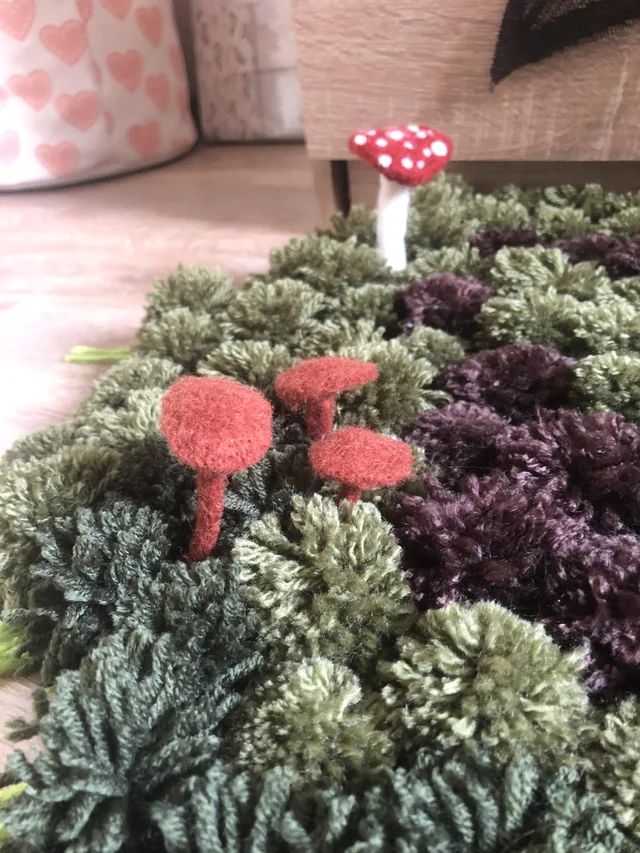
(187, 471, 227, 564)
(305, 396, 336, 440)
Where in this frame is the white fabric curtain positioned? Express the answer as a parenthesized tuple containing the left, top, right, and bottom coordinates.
(189, 0, 303, 141)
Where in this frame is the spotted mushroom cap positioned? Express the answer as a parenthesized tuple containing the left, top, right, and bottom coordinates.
(275, 356, 379, 410)
(309, 426, 413, 490)
(348, 123, 453, 187)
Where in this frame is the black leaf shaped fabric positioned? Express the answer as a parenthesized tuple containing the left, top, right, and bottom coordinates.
(492, 0, 640, 84)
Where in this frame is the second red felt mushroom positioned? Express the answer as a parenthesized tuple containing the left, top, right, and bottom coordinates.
(309, 426, 413, 502)
(275, 356, 379, 440)
(348, 123, 453, 272)
(160, 375, 273, 563)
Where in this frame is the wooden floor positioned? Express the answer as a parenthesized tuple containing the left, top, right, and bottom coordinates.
(0, 143, 318, 765)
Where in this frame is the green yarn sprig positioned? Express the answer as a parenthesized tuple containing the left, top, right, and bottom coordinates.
(380, 602, 590, 760)
(234, 494, 413, 669)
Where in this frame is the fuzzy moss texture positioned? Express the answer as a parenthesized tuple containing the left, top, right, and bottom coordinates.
(1, 176, 640, 851)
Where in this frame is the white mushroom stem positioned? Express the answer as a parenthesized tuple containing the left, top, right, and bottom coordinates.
(376, 174, 410, 272)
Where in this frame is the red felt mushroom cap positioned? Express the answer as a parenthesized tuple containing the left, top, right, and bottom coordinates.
(275, 356, 379, 409)
(160, 376, 273, 475)
(309, 427, 413, 490)
(348, 123, 453, 187)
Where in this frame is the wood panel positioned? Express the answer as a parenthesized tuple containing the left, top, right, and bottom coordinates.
(293, 0, 640, 162)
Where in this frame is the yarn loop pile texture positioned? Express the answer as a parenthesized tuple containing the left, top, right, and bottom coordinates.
(1, 175, 640, 850)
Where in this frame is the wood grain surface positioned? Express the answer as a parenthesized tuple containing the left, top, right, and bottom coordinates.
(0, 143, 317, 766)
(293, 0, 640, 162)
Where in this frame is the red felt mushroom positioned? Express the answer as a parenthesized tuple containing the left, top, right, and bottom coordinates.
(309, 426, 413, 502)
(348, 123, 453, 272)
(160, 376, 273, 563)
(275, 356, 379, 440)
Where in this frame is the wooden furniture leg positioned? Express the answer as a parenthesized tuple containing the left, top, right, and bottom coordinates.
(311, 159, 350, 223)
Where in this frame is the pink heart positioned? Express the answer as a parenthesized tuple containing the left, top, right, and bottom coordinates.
(55, 90, 100, 132)
(40, 19, 86, 66)
(76, 0, 92, 22)
(136, 4, 163, 47)
(0, 0, 34, 41)
(169, 44, 184, 78)
(106, 50, 143, 92)
(100, 0, 131, 20)
(145, 73, 169, 111)
(128, 121, 160, 158)
(0, 130, 19, 166)
(36, 141, 80, 178)
(8, 69, 52, 111)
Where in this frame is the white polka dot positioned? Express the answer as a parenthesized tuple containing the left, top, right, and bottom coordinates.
(403, 141, 414, 149)
(377, 153, 392, 168)
(408, 123, 419, 132)
(353, 133, 367, 145)
(417, 160, 425, 169)
(375, 137, 388, 148)
(401, 156, 414, 169)
(423, 147, 432, 157)
(432, 140, 448, 157)
(417, 130, 428, 138)
(387, 129, 404, 140)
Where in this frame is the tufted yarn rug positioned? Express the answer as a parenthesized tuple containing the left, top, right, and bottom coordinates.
(1, 176, 640, 851)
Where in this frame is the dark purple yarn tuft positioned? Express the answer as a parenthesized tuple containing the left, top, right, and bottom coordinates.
(605, 236, 640, 279)
(554, 234, 622, 265)
(407, 402, 507, 482)
(543, 532, 640, 699)
(555, 233, 640, 279)
(497, 408, 640, 528)
(441, 343, 573, 420)
(470, 228, 540, 258)
(394, 472, 581, 611)
(395, 273, 494, 335)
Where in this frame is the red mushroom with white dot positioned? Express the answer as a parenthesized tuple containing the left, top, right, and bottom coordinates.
(348, 124, 453, 272)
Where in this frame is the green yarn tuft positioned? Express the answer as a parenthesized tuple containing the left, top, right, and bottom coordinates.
(380, 602, 589, 759)
(233, 657, 394, 785)
(0, 622, 28, 676)
(143, 264, 234, 319)
(573, 351, 640, 419)
(235, 494, 413, 668)
(338, 339, 446, 432)
(585, 699, 640, 839)
(399, 325, 467, 369)
(1, 628, 261, 852)
(267, 234, 390, 293)
(199, 340, 293, 396)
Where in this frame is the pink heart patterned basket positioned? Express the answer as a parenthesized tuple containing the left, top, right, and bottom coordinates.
(0, 0, 197, 189)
